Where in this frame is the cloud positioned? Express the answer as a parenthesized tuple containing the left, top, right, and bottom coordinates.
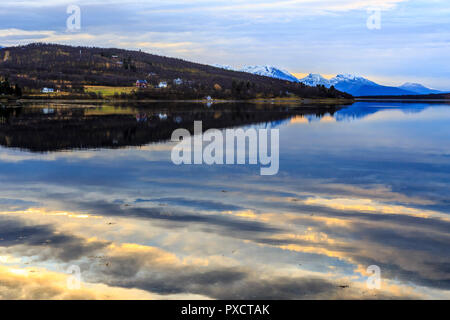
(0, 216, 109, 262)
(63, 242, 424, 299)
(0, 196, 447, 298)
(135, 197, 245, 211)
(0, 265, 208, 299)
(1, 103, 450, 299)
(0, 0, 409, 11)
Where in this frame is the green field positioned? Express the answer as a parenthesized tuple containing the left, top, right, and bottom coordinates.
(84, 86, 136, 97)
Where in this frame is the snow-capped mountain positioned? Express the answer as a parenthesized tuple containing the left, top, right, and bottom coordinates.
(212, 64, 299, 82)
(399, 83, 441, 95)
(213, 64, 234, 71)
(299, 74, 330, 87)
(238, 65, 300, 83)
(212, 63, 445, 96)
(300, 73, 377, 88)
(329, 74, 377, 87)
(299, 73, 419, 96)
(328, 74, 406, 96)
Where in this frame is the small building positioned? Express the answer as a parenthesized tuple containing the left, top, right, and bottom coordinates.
(42, 108, 55, 114)
(173, 78, 183, 85)
(158, 81, 168, 88)
(136, 80, 148, 88)
(41, 88, 54, 93)
(136, 113, 148, 123)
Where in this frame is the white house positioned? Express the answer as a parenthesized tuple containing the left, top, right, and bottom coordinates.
(173, 78, 183, 85)
(42, 108, 55, 114)
(41, 88, 54, 93)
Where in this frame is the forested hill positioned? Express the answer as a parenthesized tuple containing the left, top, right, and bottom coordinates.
(0, 43, 352, 100)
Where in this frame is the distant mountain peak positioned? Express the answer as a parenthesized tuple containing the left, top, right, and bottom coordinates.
(335, 73, 358, 80)
(400, 82, 428, 90)
(298, 72, 419, 96)
(331, 74, 375, 85)
(212, 61, 443, 97)
(298, 73, 378, 90)
(299, 74, 330, 87)
(399, 82, 441, 94)
(239, 65, 299, 82)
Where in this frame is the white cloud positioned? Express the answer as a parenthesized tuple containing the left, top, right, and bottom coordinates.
(0, 0, 410, 13)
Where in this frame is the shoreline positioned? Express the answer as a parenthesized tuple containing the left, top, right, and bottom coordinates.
(4, 97, 450, 105)
(2, 97, 355, 105)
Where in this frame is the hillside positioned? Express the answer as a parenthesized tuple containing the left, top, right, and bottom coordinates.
(0, 43, 351, 100)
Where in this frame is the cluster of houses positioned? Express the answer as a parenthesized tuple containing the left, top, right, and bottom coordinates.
(41, 87, 55, 93)
(135, 78, 183, 89)
(39, 77, 215, 100)
(135, 112, 168, 123)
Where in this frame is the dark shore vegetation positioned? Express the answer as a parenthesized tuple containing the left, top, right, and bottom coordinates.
(0, 78, 22, 97)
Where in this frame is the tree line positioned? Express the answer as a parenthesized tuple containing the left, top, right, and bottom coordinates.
(0, 78, 22, 96)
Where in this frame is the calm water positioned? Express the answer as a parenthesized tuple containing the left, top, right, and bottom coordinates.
(0, 101, 449, 299)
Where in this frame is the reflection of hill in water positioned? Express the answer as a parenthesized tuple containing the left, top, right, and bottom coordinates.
(0, 103, 342, 152)
(332, 102, 432, 122)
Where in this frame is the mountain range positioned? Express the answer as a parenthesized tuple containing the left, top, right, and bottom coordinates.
(226, 65, 444, 97)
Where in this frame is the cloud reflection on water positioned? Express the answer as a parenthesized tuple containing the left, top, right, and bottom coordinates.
(0, 102, 449, 299)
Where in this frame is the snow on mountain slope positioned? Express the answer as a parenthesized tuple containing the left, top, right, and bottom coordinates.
(212, 62, 443, 96)
(239, 65, 300, 82)
(298, 73, 376, 89)
(399, 83, 441, 95)
(299, 73, 417, 96)
(213, 64, 234, 71)
(299, 74, 330, 87)
(329, 74, 377, 87)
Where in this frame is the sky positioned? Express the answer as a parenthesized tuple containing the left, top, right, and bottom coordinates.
(0, 0, 449, 90)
